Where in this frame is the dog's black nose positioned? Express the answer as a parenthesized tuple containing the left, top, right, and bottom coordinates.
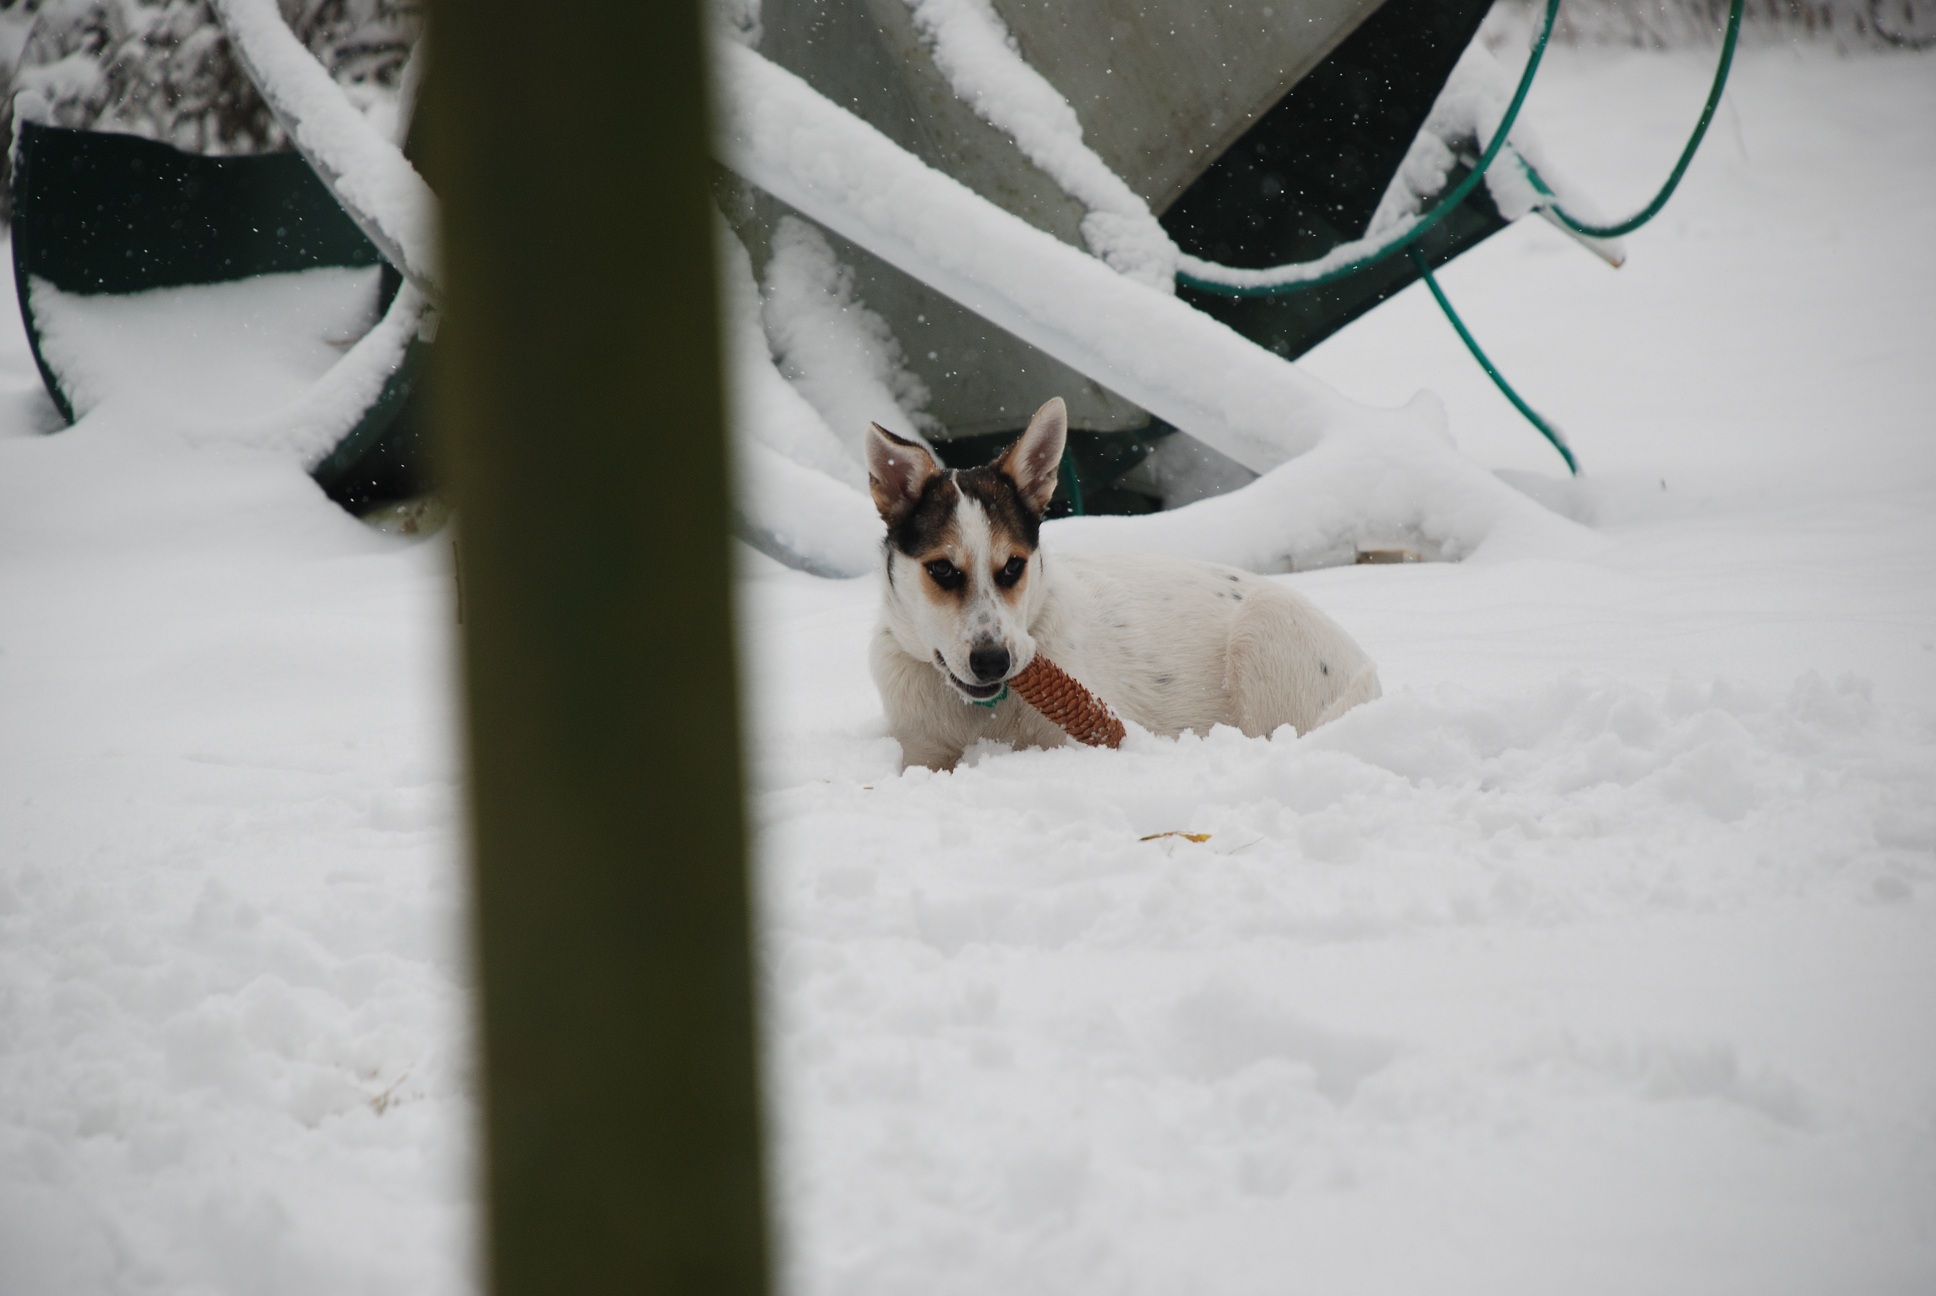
(968, 643, 1011, 684)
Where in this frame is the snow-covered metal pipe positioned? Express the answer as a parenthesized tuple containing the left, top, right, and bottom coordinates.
(715, 42, 1424, 474)
(210, 0, 439, 299)
(900, 0, 1179, 293)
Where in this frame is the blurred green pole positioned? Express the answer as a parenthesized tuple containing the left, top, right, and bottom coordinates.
(427, 2, 771, 1293)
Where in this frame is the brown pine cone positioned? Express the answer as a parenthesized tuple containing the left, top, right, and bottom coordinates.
(1010, 655, 1125, 749)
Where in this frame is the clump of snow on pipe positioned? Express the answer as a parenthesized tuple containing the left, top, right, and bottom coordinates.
(209, 0, 439, 295)
(720, 221, 869, 488)
(901, 0, 1179, 292)
(761, 216, 938, 452)
(713, 40, 1429, 476)
(717, 218, 886, 578)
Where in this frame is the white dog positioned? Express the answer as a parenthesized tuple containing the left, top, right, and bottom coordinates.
(868, 397, 1382, 770)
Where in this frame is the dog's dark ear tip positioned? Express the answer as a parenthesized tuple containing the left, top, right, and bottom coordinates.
(871, 421, 925, 450)
(997, 395, 1069, 515)
(867, 419, 941, 525)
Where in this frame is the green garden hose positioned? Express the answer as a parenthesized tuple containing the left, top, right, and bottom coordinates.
(1407, 247, 1577, 474)
(1539, 0, 1744, 239)
(1174, 0, 1745, 474)
(1175, 0, 1563, 299)
(1177, 0, 1744, 295)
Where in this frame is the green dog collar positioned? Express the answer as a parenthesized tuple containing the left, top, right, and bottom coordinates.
(970, 684, 1010, 709)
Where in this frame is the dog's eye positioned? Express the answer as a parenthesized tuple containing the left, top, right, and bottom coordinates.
(924, 558, 964, 590)
(994, 555, 1028, 588)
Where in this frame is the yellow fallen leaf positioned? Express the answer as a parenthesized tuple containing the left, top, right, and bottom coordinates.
(1139, 831, 1211, 844)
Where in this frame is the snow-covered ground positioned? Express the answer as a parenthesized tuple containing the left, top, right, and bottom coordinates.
(2, 43, 1934, 1296)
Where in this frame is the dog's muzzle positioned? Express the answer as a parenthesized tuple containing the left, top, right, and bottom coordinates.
(934, 649, 1008, 701)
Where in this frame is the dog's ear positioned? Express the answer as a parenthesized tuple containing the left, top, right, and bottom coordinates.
(866, 422, 941, 526)
(997, 397, 1068, 516)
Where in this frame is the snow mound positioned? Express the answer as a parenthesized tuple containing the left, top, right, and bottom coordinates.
(752, 665, 1933, 1295)
(0, 363, 471, 1294)
(1049, 409, 1598, 571)
(28, 267, 422, 471)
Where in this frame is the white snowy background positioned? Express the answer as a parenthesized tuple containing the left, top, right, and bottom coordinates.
(2, 37, 1934, 1296)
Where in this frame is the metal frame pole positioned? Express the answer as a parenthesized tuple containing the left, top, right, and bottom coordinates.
(428, 1, 771, 1291)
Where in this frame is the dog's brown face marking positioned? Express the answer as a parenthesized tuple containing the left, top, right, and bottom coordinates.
(891, 464, 1039, 608)
(887, 472, 959, 558)
(888, 464, 1040, 556)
